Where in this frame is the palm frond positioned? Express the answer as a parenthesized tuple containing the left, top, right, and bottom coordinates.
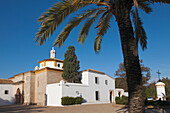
(131, 10, 147, 51)
(147, 0, 170, 4)
(94, 13, 112, 52)
(54, 9, 98, 47)
(138, 0, 152, 14)
(35, 0, 91, 45)
(78, 9, 105, 44)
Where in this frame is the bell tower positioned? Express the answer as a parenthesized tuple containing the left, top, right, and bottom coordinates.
(50, 47, 56, 58)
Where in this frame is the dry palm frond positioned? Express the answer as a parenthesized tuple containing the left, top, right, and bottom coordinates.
(95, 11, 109, 28)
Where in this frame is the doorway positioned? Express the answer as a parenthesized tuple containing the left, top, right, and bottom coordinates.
(110, 90, 114, 103)
(15, 88, 23, 104)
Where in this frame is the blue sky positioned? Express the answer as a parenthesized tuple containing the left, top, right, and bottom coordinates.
(0, 0, 169, 82)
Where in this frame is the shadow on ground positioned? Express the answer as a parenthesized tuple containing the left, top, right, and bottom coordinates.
(0, 104, 169, 113)
(115, 106, 170, 113)
(0, 105, 47, 113)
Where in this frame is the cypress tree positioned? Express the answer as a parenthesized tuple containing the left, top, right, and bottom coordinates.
(62, 46, 80, 83)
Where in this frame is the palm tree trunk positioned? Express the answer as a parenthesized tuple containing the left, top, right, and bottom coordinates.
(115, 7, 145, 113)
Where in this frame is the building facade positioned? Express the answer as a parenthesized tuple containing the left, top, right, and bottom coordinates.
(1, 48, 116, 106)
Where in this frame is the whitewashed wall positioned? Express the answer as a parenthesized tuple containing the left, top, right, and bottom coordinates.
(156, 86, 166, 100)
(39, 61, 63, 70)
(0, 84, 15, 105)
(46, 61, 54, 68)
(123, 92, 129, 97)
(46, 71, 115, 106)
(115, 88, 128, 97)
(84, 71, 115, 103)
(46, 83, 62, 106)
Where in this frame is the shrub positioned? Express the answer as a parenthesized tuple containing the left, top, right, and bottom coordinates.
(61, 96, 83, 105)
(75, 97, 83, 104)
(61, 97, 75, 105)
(115, 96, 128, 105)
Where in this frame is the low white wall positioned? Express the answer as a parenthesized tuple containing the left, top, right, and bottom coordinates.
(0, 84, 15, 105)
(123, 92, 129, 97)
(46, 83, 62, 106)
(46, 82, 89, 106)
(115, 88, 124, 97)
(62, 83, 89, 103)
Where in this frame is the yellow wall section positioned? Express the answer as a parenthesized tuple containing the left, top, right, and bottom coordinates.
(54, 61, 56, 67)
(43, 61, 46, 67)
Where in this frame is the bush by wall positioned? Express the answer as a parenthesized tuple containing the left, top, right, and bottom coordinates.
(115, 96, 128, 105)
(61, 96, 83, 105)
(75, 97, 83, 104)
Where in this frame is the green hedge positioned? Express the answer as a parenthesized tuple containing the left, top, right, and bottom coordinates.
(115, 96, 128, 105)
(61, 96, 83, 105)
(75, 97, 83, 104)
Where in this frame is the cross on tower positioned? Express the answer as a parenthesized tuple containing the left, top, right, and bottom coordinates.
(156, 69, 161, 80)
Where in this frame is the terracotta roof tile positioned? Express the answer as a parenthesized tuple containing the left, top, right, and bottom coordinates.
(0, 79, 13, 84)
(81, 69, 105, 74)
(38, 58, 63, 63)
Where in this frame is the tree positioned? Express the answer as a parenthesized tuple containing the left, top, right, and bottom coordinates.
(144, 81, 157, 98)
(35, 0, 170, 112)
(160, 77, 170, 97)
(62, 46, 80, 83)
(115, 60, 151, 91)
(144, 88, 157, 98)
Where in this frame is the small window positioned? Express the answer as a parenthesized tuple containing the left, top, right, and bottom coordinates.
(95, 77, 99, 84)
(40, 63, 44, 67)
(5, 90, 9, 94)
(95, 91, 100, 101)
(105, 80, 108, 85)
(58, 64, 60, 67)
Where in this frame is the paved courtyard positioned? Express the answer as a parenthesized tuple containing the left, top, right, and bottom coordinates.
(0, 104, 169, 113)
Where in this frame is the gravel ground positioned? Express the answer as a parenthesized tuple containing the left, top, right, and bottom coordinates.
(0, 104, 169, 113)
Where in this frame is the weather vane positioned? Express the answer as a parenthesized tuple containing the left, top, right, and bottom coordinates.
(156, 69, 161, 80)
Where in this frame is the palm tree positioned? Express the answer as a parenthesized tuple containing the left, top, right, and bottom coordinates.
(35, 0, 170, 112)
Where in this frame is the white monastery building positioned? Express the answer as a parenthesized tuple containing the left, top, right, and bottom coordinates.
(0, 48, 127, 106)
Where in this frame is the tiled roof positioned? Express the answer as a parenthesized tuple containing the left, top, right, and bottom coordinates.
(81, 69, 105, 74)
(0, 79, 13, 84)
(81, 69, 114, 80)
(38, 58, 63, 63)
